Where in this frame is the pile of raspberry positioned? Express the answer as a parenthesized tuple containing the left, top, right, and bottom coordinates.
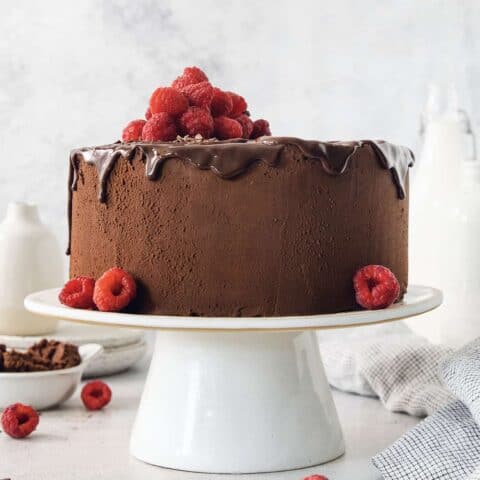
(122, 66, 271, 143)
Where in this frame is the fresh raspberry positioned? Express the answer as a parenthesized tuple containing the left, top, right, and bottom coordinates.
(227, 92, 247, 118)
(251, 119, 271, 139)
(178, 106, 214, 138)
(81, 380, 112, 411)
(145, 107, 152, 120)
(59, 276, 96, 309)
(211, 88, 233, 117)
(149, 87, 188, 117)
(1, 403, 39, 438)
(142, 113, 177, 142)
(121, 119, 146, 142)
(171, 66, 209, 91)
(304, 475, 329, 480)
(353, 265, 400, 310)
(236, 114, 254, 139)
(214, 116, 243, 140)
(181, 81, 214, 109)
(93, 267, 137, 312)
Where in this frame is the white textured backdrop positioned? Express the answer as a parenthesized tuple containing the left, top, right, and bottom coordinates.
(0, 0, 478, 249)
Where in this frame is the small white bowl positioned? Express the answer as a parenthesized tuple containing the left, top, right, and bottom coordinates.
(0, 344, 103, 410)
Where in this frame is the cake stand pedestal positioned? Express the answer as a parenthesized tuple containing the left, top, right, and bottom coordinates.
(25, 285, 441, 474)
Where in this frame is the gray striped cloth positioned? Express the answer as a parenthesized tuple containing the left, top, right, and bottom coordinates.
(319, 325, 480, 480)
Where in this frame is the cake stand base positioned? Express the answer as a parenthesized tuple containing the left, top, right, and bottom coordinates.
(130, 330, 344, 473)
(25, 285, 442, 474)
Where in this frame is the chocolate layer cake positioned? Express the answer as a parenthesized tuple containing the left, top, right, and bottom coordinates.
(68, 136, 413, 316)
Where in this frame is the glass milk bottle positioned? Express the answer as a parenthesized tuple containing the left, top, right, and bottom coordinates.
(407, 85, 479, 347)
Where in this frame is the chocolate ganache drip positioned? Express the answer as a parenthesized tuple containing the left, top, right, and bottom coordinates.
(67, 136, 414, 254)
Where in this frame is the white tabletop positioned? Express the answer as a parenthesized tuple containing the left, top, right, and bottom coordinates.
(0, 355, 418, 480)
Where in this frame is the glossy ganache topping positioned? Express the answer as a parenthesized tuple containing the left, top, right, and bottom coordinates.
(69, 136, 414, 202)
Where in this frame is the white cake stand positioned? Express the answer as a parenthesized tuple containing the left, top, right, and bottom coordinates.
(25, 285, 441, 474)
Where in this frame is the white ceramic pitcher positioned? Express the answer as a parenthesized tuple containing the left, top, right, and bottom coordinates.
(0, 202, 64, 335)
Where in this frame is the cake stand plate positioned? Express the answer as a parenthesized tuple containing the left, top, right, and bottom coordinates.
(25, 285, 441, 474)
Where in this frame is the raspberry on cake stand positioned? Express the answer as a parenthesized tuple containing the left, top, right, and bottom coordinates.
(25, 285, 441, 474)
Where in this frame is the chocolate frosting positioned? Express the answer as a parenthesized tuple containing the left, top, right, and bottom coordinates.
(67, 136, 414, 253)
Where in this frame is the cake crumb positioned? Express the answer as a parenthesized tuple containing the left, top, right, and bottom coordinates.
(0, 340, 81, 372)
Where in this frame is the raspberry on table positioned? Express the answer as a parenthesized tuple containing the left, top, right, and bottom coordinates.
(59, 276, 96, 309)
(93, 267, 137, 312)
(181, 81, 214, 109)
(304, 475, 329, 480)
(149, 87, 188, 117)
(142, 113, 177, 142)
(1, 403, 39, 438)
(227, 91, 247, 118)
(214, 116, 243, 140)
(353, 264, 400, 310)
(171, 66, 209, 91)
(251, 119, 271, 138)
(236, 114, 254, 139)
(178, 106, 214, 138)
(211, 88, 233, 117)
(81, 380, 112, 411)
(122, 119, 146, 142)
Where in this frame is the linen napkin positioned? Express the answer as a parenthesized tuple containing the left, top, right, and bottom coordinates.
(319, 325, 480, 479)
(319, 323, 455, 416)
